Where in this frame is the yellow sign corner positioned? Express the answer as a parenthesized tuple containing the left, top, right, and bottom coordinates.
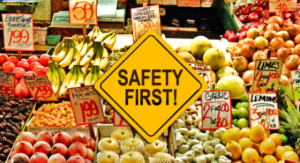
(94, 29, 207, 143)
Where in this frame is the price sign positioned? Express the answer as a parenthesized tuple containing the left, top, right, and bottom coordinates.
(150, 0, 177, 5)
(23, 75, 58, 101)
(114, 111, 130, 127)
(201, 91, 232, 130)
(69, 0, 98, 25)
(68, 86, 105, 125)
(291, 70, 300, 109)
(131, 5, 161, 42)
(178, 0, 201, 7)
(269, 0, 296, 12)
(188, 63, 212, 90)
(2, 14, 34, 51)
(285, 160, 297, 163)
(253, 59, 283, 92)
(0, 71, 15, 98)
(249, 93, 280, 130)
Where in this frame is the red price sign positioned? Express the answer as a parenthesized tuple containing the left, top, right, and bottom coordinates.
(2, 14, 34, 51)
(252, 59, 282, 92)
(114, 110, 130, 127)
(249, 93, 280, 130)
(23, 75, 58, 101)
(188, 63, 212, 90)
(269, 0, 296, 12)
(0, 71, 15, 98)
(69, 0, 98, 25)
(68, 86, 105, 125)
(201, 91, 232, 130)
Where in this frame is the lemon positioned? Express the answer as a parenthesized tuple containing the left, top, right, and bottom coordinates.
(262, 155, 277, 163)
(242, 148, 259, 163)
(222, 127, 241, 144)
(226, 141, 243, 160)
(275, 146, 287, 160)
(269, 133, 282, 147)
(240, 127, 251, 139)
(281, 151, 299, 162)
(259, 138, 276, 156)
(249, 124, 265, 143)
(238, 138, 254, 151)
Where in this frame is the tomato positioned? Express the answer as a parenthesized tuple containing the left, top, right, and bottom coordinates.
(24, 71, 36, 76)
(13, 67, 26, 79)
(29, 62, 41, 71)
(15, 83, 29, 98)
(19, 78, 25, 84)
(39, 54, 50, 66)
(8, 56, 19, 65)
(17, 60, 29, 71)
(0, 54, 8, 66)
(44, 67, 48, 73)
(27, 55, 39, 64)
(2, 62, 15, 72)
(33, 65, 46, 75)
(15, 77, 19, 87)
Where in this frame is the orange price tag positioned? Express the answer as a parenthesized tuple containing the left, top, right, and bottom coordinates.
(23, 75, 58, 101)
(178, 0, 200, 7)
(269, 0, 296, 12)
(68, 86, 105, 125)
(114, 110, 130, 127)
(69, 0, 98, 25)
(0, 71, 15, 98)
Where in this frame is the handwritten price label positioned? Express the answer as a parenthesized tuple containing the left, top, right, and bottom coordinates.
(68, 86, 105, 125)
(178, 0, 201, 7)
(188, 63, 212, 90)
(23, 75, 58, 101)
(114, 111, 130, 127)
(2, 14, 34, 51)
(269, 0, 296, 12)
(69, 0, 98, 25)
(0, 71, 15, 98)
(201, 91, 232, 130)
(253, 59, 283, 92)
(291, 70, 300, 109)
(150, 0, 177, 5)
(249, 93, 279, 130)
(131, 5, 161, 42)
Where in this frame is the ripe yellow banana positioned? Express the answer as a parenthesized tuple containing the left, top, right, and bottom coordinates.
(82, 62, 90, 74)
(80, 45, 96, 66)
(52, 41, 69, 62)
(93, 42, 103, 66)
(88, 27, 95, 41)
(51, 64, 60, 94)
(75, 68, 86, 87)
(104, 33, 117, 51)
(80, 38, 92, 58)
(69, 47, 80, 69)
(95, 31, 114, 42)
(98, 70, 104, 79)
(95, 27, 102, 36)
(91, 67, 99, 85)
(71, 40, 79, 46)
(77, 38, 85, 52)
(100, 47, 109, 69)
(53, 63, 66, 87)
(68, 66, 79, 89)
(59, 46, 74, 68)
(59, 67, 74, 97)
(84, 67, 94, 86)
(52, 41, 63, 56)
(46, 62, 53, 84)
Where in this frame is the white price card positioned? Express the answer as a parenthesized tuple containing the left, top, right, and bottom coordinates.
(291, 70, 300, 109)
(114, 111, 130, 127)
(269, 0, 297, 12)
(69, 0, 98, 25)
(201, 91, 232, 130)
(249, 93, 280, 130)
(188, 63, 212, 90)
(2, 14, 34, 51)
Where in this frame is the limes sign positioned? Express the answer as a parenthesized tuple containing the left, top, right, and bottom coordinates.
(94, 29, 207, 143)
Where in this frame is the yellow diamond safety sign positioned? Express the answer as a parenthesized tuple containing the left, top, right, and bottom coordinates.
(94, 29, 208, 143)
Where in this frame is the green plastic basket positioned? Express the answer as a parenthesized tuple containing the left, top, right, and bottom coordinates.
(46, 35, 61, 46)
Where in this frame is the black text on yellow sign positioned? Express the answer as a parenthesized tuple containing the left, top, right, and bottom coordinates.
(95, 29, 207, 143)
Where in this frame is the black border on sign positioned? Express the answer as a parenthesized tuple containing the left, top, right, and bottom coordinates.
(100, 35, 202, 137)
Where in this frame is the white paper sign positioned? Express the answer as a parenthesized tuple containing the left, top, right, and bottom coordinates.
(201, 91, 232, 130)
(249, 93, 280, 130)
(291, 70, 300, 110)
(269, 0, 297, 12)
(2, 14, 34, 51)
(188, 63, 212, 90)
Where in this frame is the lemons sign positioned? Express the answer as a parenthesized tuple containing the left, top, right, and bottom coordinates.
(94, 29, 207, 142)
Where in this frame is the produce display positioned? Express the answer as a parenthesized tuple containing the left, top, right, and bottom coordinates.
(7, 131, 96, 163)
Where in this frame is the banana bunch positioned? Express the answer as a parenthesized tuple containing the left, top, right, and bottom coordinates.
(95, 31, 117, 51)
(72, 34, 84, 43)
(84, 66, 103, 86)
(88, 26, 102, 41)
(59, 65, 86, 97)
(47, 61, 66, 96)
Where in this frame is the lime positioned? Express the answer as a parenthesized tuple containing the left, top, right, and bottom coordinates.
(232, 119, 239, 127)
(278, 127, 286, 134)
(281, 134, 289, 145)
(232, 109, 238, 119)
(237, 118, 249, 129)
(235, 102, 242, 109)
(241, 94, 249, 102)
(237, 107, 249, 119)
(240, 102, 249, 110)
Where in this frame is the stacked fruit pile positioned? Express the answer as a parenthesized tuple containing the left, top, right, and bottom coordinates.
(0, 99, 35, 162)
(8, 131, 96, 163)
(232, 98, 250, 129)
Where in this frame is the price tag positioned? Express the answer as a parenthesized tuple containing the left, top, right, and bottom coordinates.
(249, 93, 280, 130)
(150, 0, 177, 5)
(269, 0, 296, 12)
(23, 75, 58, 101)
(2, 14, 34, 51)
(114, 111, 130, 127)
(131, 5, 161, 42)
(201, 91, 232, 130)
(188, 63, 212, 90)
(285, 160, 297, 163)
(68, 86, 105, 125)
(69, 0, 98, 25)
(178, 0, 201, 7)
(291, 70, 300, 109)
(253, 59, 283, 92)
(0, 71, 15, 98)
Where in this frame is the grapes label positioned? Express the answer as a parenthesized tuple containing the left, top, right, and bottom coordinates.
(253, 59, 283, 92)
(2, 14, 34, 51)
(69, 0, 98, 25)
(249, 93, 280, 130)
(0, 71, 15, 98)
(291, 70, 300, 110)
(131, 5, 161, 42)
(201, 90, 232, 130)
(269, 0, 296, 12)
(114, 111, 130, 127)
(68, 86, 105, 125)
(188, 63, 212, 90)
(23, 75, 58, 101)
